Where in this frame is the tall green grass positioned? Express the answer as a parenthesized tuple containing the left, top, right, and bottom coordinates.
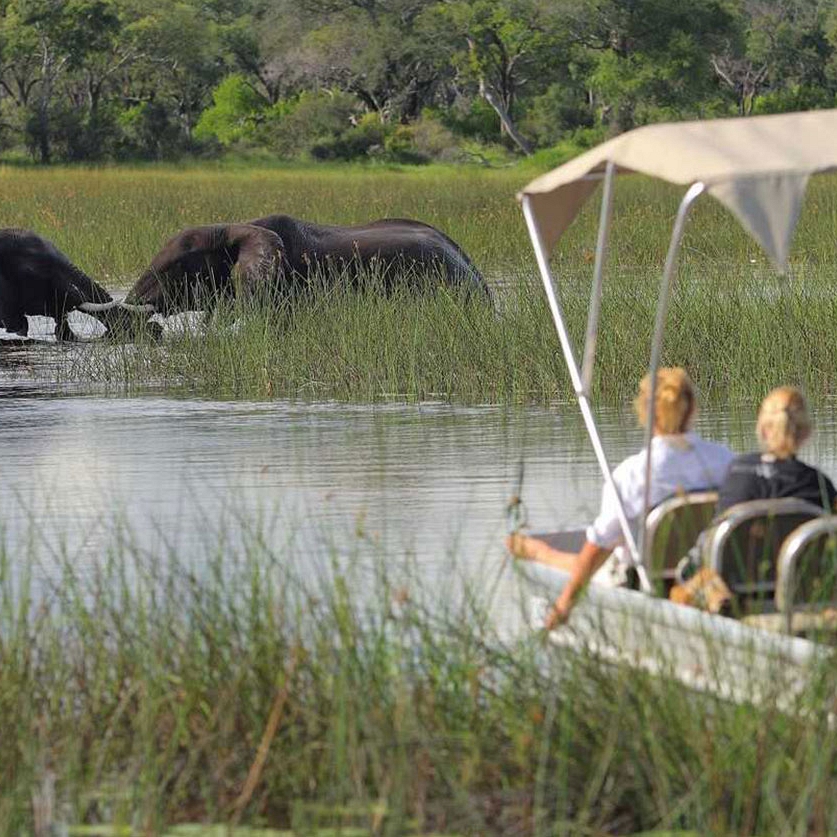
(61, 261, 837, 404)
(1, 515, 836, 834)
(5, 164, 837, 403)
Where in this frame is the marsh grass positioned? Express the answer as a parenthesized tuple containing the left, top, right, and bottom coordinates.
(2, 514, 837, 835)
(63, 260, 837, 404)
(5, 164, 837, 403)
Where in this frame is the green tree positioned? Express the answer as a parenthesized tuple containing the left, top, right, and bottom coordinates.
(568, 0, 737, 131)
(714, 0, 835, 115)
(194, 73, 264, 145)
(125, 0, 226, 144)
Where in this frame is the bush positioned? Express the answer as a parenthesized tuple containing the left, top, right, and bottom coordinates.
(194, 74, 266, 146)
(310, 111, 388, 161)
(262, 90, 363, 158)
(385, 114, 463, 163)
(752, 84, 837, 115)
(433, 98, 499, 143)
(115, 102, 187, 161)
(522, 83, 594, 147)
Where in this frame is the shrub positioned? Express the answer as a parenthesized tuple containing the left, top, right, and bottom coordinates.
(194, 74, 266, 146)
(113, 102, 189, 160)
(263, 90, 363, 158)
(522, 83, 594, 147)
(385, 114, 462, 163)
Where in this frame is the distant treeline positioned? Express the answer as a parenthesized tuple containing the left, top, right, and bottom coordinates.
(2, 0, 836, 164)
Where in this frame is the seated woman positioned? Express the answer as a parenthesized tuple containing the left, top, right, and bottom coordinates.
(507, 367, 734, 628)
(717, 386, 836, 513)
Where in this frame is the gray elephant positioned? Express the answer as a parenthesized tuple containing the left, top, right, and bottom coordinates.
(247, 215, 489, 298)
(122, 223, 284, 315)
(122, 216, 489, 317)
(0, 228, 134, 341)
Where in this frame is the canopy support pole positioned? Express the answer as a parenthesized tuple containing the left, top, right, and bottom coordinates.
(637, 182, 706, 564)
(581, 161, 615, 396)
(521, 194, 650, 593)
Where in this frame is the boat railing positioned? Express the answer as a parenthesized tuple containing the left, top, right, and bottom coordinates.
(704, 498, 827, 608)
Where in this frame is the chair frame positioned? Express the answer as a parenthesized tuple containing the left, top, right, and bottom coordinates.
(644, 490, 718, 582)
(707, 498, 826, 598)
(776, 516, 837, 633)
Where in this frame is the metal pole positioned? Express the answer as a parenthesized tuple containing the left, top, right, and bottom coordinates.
(521, 195, 650, 593)
(637, 182, 706, 564)
(581, 161, 616, 396)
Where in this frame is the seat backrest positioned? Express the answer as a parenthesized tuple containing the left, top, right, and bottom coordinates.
(644, 491, 718, 584)
(707, 498, 826, 602)
(776, 517, 837, 621)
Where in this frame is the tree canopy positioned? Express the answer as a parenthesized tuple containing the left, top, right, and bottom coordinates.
(0, 0, 835, 163)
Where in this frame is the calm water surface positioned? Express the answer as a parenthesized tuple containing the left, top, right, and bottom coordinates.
(4, 337, 837, 615)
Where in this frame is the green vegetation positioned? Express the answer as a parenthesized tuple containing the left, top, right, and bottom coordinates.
(6, 164, 837, 404)
(1, 0, 837, 164)
(2, 517, 836, 834)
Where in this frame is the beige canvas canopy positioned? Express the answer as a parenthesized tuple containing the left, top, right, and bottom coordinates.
(519, 109, 837, 270)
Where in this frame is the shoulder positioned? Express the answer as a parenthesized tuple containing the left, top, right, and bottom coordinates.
(796, 457, 836, 485)
(686, 434, 736, 472)
(725, 451, 762, 469)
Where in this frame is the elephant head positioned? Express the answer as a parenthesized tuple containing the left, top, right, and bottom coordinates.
(0, 228, 127, 340)
(123, 224, 285, 316)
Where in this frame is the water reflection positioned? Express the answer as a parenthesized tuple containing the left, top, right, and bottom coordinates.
(2, 388, 837, 612)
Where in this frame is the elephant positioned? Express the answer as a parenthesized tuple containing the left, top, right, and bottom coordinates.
(122, 223, 284, 316)
(0, 228, 138, 341)
(122, 216, 489, 317)
(247, 215, 489, 298)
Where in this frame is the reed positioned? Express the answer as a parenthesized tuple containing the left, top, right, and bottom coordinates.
(4, 164, 837, 403)
(1, 514, 836, 835)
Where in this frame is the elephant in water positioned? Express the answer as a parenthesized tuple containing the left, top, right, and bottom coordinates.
(123, 223, 284, 315)
(122, 216, 489, 316)
(246, 215, 489, 298)
(0, 228, 145, 341)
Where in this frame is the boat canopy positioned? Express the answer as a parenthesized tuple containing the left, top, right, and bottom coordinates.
(517, 109, 837, 592)
(519, 109, 837, 271)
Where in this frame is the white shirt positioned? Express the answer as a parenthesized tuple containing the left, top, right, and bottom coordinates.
(586, 431, 734, 551)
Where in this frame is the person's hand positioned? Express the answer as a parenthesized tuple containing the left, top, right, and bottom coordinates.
(544, 597, 571, 630)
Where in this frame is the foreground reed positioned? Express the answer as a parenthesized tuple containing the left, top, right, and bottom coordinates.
(2, 514, 837, 835)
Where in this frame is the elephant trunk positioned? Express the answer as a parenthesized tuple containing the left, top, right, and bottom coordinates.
(118, 301, 156, 313)
(77, 300, 119, 313)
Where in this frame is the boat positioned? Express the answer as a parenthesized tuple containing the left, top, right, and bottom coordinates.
(513, 109, 837, 703)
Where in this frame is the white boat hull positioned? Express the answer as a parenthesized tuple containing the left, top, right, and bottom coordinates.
(520, 562, 831, 710)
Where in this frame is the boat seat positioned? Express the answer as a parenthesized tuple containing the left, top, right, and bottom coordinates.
(532, 491, 718, 592)
(744, 516, 837, 638)
(705, 498, 826, 610)
(644, 491, 718, 590)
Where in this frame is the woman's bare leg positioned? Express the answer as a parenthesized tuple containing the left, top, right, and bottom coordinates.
(504, 533, 578, 572)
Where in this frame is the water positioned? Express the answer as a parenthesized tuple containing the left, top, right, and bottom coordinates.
(4, 330, 837, 619)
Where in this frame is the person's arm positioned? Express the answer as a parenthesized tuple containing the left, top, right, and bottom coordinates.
(545, 540, 611, 629)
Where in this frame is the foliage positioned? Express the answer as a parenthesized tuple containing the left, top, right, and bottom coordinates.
(194, 73, 265, 146)
(1, 0, 837, 163)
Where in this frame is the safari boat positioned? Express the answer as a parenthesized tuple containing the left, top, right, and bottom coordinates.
(514, 109, 837, 704)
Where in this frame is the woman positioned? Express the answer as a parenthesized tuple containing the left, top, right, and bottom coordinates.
(507, 367, 734, 628)
(717, 386, 835, 513)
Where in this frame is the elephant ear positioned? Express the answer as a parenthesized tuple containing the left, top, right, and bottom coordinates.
(227, 225, 284, 299)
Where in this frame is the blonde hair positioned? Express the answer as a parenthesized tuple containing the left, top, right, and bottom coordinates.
(633, 367, 695, 434)
(756, 386, 811, 458)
